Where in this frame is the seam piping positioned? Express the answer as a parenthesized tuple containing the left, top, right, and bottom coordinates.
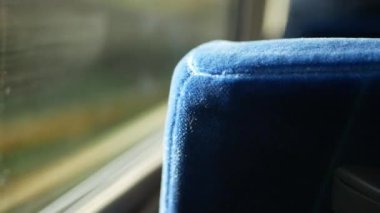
(165, 60, 194, 212)
(187, 52, 380, 78)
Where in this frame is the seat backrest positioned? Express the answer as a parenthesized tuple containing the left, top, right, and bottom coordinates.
(160, 38, 380, 213)
(285, 0, 380, 37)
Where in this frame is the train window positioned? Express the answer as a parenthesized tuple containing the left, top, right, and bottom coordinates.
(0, 0, 231, 212)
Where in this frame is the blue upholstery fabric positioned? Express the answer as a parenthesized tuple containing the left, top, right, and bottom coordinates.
(285, 0, 380, 37)
(160, 38, 380, 213)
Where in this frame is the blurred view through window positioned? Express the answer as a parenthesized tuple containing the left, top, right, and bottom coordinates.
(0, 0, 229, 211)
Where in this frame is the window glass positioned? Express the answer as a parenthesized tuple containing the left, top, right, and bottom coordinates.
(0, 0, 230, 211)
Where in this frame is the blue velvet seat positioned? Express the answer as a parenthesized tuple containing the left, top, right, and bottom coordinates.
(285, 0, 380, 38)
(160, 38, 380, 213)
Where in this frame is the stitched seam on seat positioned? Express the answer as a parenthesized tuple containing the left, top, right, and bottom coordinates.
(187, 52, 380, 78)
(166, 62, 194, 212)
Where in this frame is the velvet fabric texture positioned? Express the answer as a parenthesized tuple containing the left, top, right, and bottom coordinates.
(160, 38, 380, 213)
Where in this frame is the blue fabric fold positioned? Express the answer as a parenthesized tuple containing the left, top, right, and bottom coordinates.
(160, 38, 380, 213)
